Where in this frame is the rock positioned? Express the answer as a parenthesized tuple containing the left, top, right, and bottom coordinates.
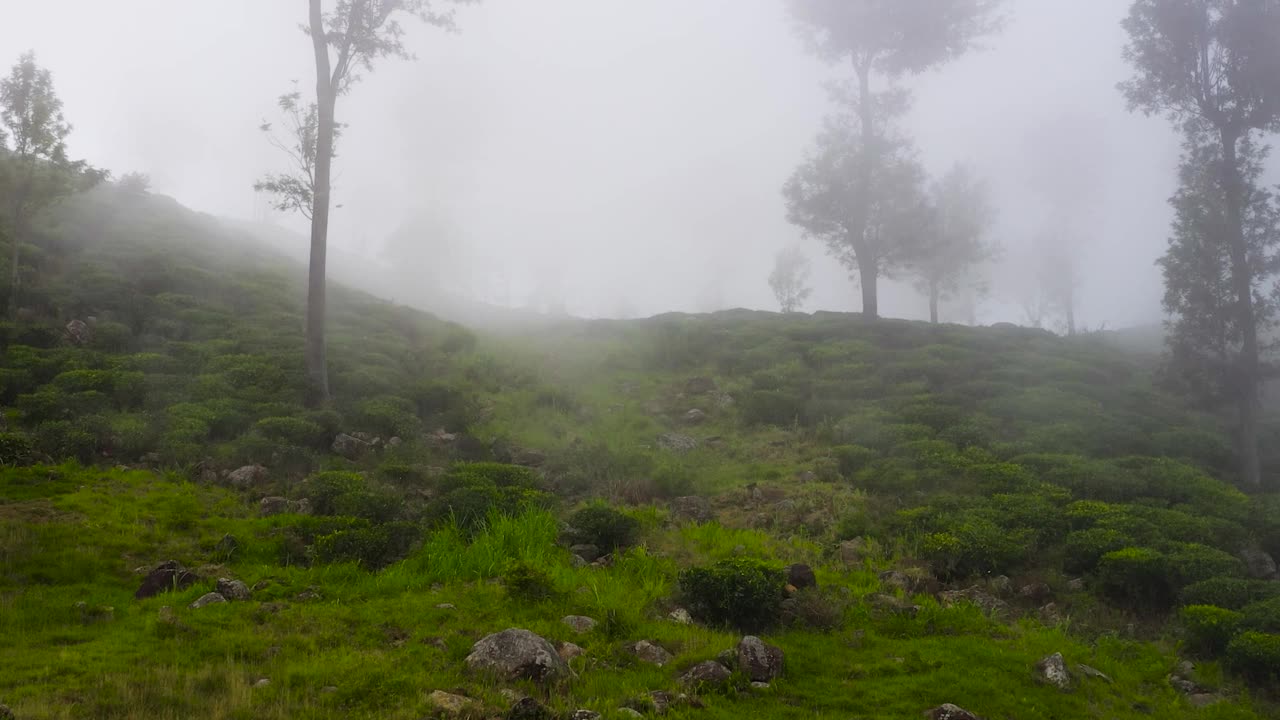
(570, 544, 601, 563)
(685, 377, 717, 395)
(157, 606, 177, 624)
(562, 615, 597, 634)
(507, 696, 553, 720)
(671, 495, 712, 523)
(680, 661, 732, 687)
(215, 534, 238, 557)
(253, 678, 270, 688)
(737, 635, 785, 682)
(512, 448, 547, 468)
(1188, 693, 1221, 708)
(1020, 583, 1053, 603)
(570, 712, 601, 720)
(75, 601, 114, 623)
(657, 433, 698, 453)
(1035, 652, 1072, 690)
(189, 592, 226, 609)
(135, 560, 198, 599)
(1178, 660, 1196, 676)
(1067, 577, 1086, 592)
(332, 433, 371, 460)
(711, 391, 735, 409)
(866, 593, 921, 616)
(989, 575, 1012, 596)
(630, 640, 674, 666)
(215, 578, 251, 601)
(938, 586, 1008, 617)
(1170, 676, 1200, 694)
(925, 704, 981, 720)
(786, 563, 817, 590)
(716, 648, 738, 669)
(1039, 602, 1062, 625)
(259, 496, 289, 516)
(879, 570, 917, 594)
(558, 641, 584, 663)
(387, 436, 403, 448)
(296, 588, 322, 601)
(839, 538, 868, 567)
(683, 408, 708, 425)
(225, 465, 268, 489)
(66, 319, 91, 344)
(617, 709, 643, 719)
(465, 628, 571, 683)
(1241, 546, 1279, 580)
(750, 681, 770, 690)
(795, 470, 817, 483)
(428, 690, 477, 716)
(669, 608, 693, 625)
(646, 691, 676, 714)
(1074, 664, 1112, 683)
(436, 603, 456, 610)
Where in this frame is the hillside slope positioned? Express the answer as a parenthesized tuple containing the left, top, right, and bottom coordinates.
(2, 186, 1279, 719)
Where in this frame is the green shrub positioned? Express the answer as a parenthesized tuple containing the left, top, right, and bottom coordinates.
(740, 389, 806, 427)
(312, 521, 421, 569)
(307, 471, 367, 516)
(1096, 547, 1172, 609)
(922, 516, 1030, 579)
(1165, 543, 1246, 590)
(831, 445, 876, 478)
(1064, 500, 1120, 530)
(1180, 605, 1243, 656)
(354, 395, 423, 439)
(1225, 631, 1280, 682)
(567, 505, 640, 551)
(1181, 578, 1280, 610)
(1240, 597, 1280, 634)
(252, 416, 326, 448)
(786, 587, 846, 632)
(503, 561, 559, 603)
(1063, 528, 1131, 575)
(678, 558, 785, 632)
(425, 485, 551, 533)
(441, 462, 541, 492)
(34, 421, 98, 463)
(0, 432, 35, 465)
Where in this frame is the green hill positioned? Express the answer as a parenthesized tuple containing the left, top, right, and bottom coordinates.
(2, 185, 1279, 719)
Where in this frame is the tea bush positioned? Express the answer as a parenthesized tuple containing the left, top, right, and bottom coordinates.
(1180, 605, 1243, 656)
(1180, 578, 1280, 611)
(1096, 547, 1172, 609)
(1225, 631, 1280, 683)
(567, 504, 640, 551)
(678, 558, 785, 632)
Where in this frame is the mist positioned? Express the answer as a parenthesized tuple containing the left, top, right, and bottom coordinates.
(2, 0, 1255, 328)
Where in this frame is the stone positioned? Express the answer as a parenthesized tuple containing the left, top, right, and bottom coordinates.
(387, 436, 403, 448)
(938, 586, 1008, 617)
(436, 603, 456, 610)
(989, 575, 1012, 596)
(570, 544, 601, 563)
(671, 495, 713, 523)
(879, 570, 917, 594)
(296, 588, 322, 601)
(1241, 547, 1279, 580)
(214, 534, 238, 557)
(866, 593, 921, 616)
(657, 433, 698, 453)
(562, 615, 597, 634)
(646, 691, 675, 714)
(786, 563, 817, 590)
(512, 448, 547, 468)
(1038, 602, 1062, 625)
(215, 578, 251, 601)
(428, 690, 477, 716)
(1020, 583, 1053, 603)
(135, 560, 198, 599)
(680, 661, 732, 687)
(669, 608, 693, 625)
(630, 640, 674, 666)
(685, 377, 717, 395)
(332, 433, 372, 460)
(683, 408, 708, 425)
(259, 496, 289, 516)
(925, 704, 981, 720)
(225, 465, 268, 489)
(189, 592, 226, 609)
(617, 709, 643, 719)
(1036, 652, 1072, 690)
(1067, 577, 1086, 592)
(1188, 693, 1221, 708)
(157, 606, 177, 624)
(507, 696, 553, 720)
(65, 319, 91, 344)
(253, 678, 270, 688)
(558, 642, 584, 663)
(1074, 664, 1112, 683)
(737, 635, 785, 682)
(465, 629, 571, 683)
(570, 712, 602, 720)
(839, 538, 868, 567)
(750, 681, 770, 690)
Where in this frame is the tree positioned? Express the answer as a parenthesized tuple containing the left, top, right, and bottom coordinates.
(1159, 131, 1280, 414)
(0, 52, 102, 316)
(256, 0, 475, 406)
(783, 109, 929, 317)
(910, 164, 996, 323)
(769, 245, 813, 313)
(1038, 234, 1081, 336)
(1121, 0, 1280, 486)
(784, 0, 1003, 318)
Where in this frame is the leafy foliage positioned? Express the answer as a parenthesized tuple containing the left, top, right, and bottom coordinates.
(678, 558, 786, 632)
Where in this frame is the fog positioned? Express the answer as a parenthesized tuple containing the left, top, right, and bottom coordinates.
(5, 0, 1259, 328)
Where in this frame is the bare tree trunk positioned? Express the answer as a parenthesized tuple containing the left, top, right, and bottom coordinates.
(929, 280, 939, 324)
(858, 260, 878, 319)
(306, 0, 334, 406)
(7, 211, 19, 318)
(853, 59, 878, 320)
(1221, 129, 1262, 488)
(1065, 292, 1076, 337)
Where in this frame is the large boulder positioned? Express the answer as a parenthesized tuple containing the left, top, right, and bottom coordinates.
(680, 660, 732, 687)
(135, 560, 198, 600)
(1035, 652, 1072, 690)
(215, 578, 251, 601)
(465, 629, 571, 683)
(737, 636, 784, 682)
(332, 433, 372, 460)
(671, 496, 713, 523)
(225, 465, 268, 489)
(1241, 547, 1279, 580)
(629, 640, 674, 666)
(786, 564, 817, 590)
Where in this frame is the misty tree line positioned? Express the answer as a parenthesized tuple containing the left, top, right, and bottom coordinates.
(1, 1, 1279, 489)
